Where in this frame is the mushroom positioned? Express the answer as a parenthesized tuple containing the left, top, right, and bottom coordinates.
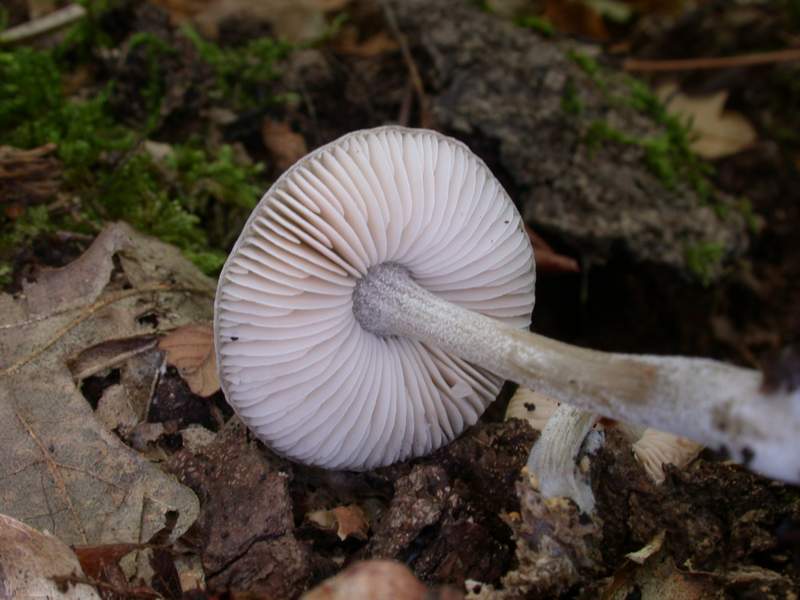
(214, 126, 800, 482)
(508, 389, 702, 512)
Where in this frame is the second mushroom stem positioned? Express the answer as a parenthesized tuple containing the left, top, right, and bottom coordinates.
(353, 263, 800, 484)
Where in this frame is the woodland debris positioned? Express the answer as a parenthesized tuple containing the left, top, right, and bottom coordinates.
(0, 513, 101, 600)
(384, 0, 748, 278)
(159, 323, 219, 397)
(0, 3, 86, 45)
(307, 504, 370, 541)
(262, 119, 309, 173)
(0, 144, 61, 214)
(0, 223, 208, 545)
(166, 421, 311, 597)
(657, 83, 757, 159)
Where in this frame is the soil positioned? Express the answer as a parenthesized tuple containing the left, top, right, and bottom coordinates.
(3, 0, 799, 598)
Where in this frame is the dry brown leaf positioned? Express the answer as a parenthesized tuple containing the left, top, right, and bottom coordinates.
(0, 514, 101, 599)
(332, 504, 369, 541)
(332, 26, 399, 57)
(601, 548, 717, 600)
(307, 504, 369, 541)
(525, 225, 580, 274)
(22, 223, 132, 317)
(658, 83, 757, 159)
(543, 0, 609, 40)
(0, 223, 207, 545)
(262, 119, 309, 173)
(158, 324, 219, 397)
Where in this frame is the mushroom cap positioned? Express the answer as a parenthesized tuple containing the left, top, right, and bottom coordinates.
(214, 126, 535, 470)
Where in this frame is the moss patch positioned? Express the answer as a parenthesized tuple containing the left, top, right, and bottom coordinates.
(0, 6, 286, 285)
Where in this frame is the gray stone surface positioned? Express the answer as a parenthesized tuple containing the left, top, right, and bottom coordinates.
(388, 0, 747, 279)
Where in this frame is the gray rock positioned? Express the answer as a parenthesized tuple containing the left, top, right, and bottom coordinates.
(388, 0, 747, 280)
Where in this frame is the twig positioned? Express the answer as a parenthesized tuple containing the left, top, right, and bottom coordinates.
(0, 4, 86, 45)
(624, 48, 800, 72)
(379, 1, 433, 128)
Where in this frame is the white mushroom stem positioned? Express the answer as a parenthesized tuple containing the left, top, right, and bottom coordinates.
(354, 262, 800, 484)
(527, 405, 599, 513)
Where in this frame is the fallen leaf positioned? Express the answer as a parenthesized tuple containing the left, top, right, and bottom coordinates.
(22, 222, 132, 317)
(658, 83, 757, 159)
(262, 119, 309, 173)
(159, 324, 219, 397)
(94, 384, 140, 434)
(332, 26, 399, 57)
(74, 542, 142, 581)
(525, 225, 580, 274)
(625, 530, 665, 564)
(308, 504, 369, 541)
(167, 421, 312, 597)
(543, 0, 609, 40)
(333, 504, 369, 540)
(0, 513, 101, 600)
(0, 223, 209, 546)
(601, 547, 717, 600)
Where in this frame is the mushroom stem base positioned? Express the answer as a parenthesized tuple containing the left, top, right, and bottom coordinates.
(353, 262, 800, 484)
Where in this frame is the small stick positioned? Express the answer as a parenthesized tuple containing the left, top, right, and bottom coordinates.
(379, 0, 433, 128)
(0, 4, 86, 45)
(624, 48, 800, 72)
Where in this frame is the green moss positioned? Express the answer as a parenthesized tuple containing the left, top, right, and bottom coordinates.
(515, 15, 555, 37)
(568, 49, 600, 78)
(561, 79, 583, 115)
(127, 32, 177, 129)
(685, 242, 725, 286)
(578, 74, 715, 201)
(182, 25, 291, 110)
(585, 120, 634, 150)
(0, 19, 275, 281)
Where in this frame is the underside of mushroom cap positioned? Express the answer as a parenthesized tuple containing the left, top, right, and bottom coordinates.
(214, 126, 535, 470)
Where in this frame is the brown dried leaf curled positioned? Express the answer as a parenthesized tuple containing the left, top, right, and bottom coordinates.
(159, 324, 219, 397)
(262, 119, 309, 173)
(307, 504, 370, 541)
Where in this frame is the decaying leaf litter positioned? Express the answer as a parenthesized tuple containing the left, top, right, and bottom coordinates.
(1, 0, 799, 598)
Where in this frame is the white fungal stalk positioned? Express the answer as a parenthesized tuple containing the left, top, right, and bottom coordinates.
(353, 262, 800, 483)
(525, 405, 599, 513)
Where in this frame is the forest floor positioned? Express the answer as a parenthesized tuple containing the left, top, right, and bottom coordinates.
(0, 1, 799, 598)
